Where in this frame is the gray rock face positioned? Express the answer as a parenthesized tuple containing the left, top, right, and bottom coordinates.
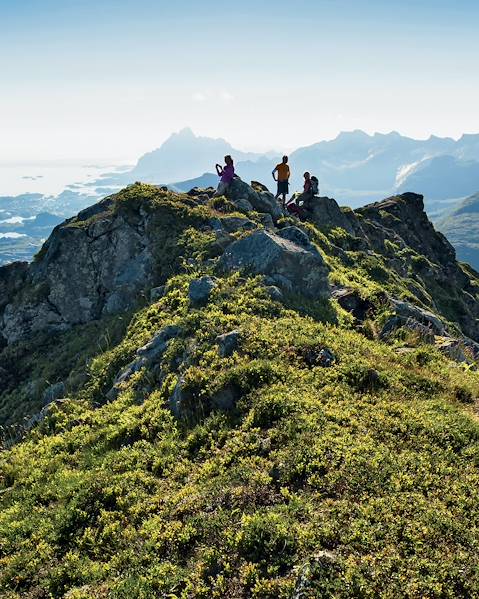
(219, 229, 330, 299)
(277, 226, 313, 250)
(258, 213, 275, 230)
(381, 316, 436, 343)
(220, 216, 257, 233)
(307, 196, 357, 235)
(216, 330, 240, 357)
(391, 299, 446, 336)
(0, 197, 156, 344)
(230, 198, 254, 213)
(108, 324, 182, 399)
(42, 381, 66, 405)
(266, 285, 283, 301)
(226, 179, 282, 222)
(189, 276, 217, 307)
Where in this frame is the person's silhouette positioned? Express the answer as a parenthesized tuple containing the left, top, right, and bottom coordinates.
(272, 155, 290, 208)
(213, 155, 235, 197)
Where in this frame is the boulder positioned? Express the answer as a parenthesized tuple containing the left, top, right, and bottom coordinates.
(265, 285, 283, 301)
(251, 181, 270, 193)
(220, 216, 257, 233)
(380, 316, 436, 342)
(226, 179, 282, 222)
(435, 338, 469, 363)
(277, 226, 312, 250)
(230, 197, 254, 213)
(216, 330, 240, 357)
(137, 325, 182, 361)
(391, 299, 446, 335)
(189, 276, 217, 307)
(307, 197, 357, 235)
(209, 217, 224, 232)
(258, 213, 275, 230)
(219, 230, 330, 299)
(108, 325, 182, 399)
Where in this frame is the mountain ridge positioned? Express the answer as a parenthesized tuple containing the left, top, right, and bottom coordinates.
(2, 179, 479, 596)
(2, 128, 479, 267)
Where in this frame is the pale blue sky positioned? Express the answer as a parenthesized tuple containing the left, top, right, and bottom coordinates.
(1, 0, 478, 161)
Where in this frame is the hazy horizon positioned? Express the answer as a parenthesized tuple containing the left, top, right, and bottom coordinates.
(2, 0, 478, 163)
(1, 126, 479, 167)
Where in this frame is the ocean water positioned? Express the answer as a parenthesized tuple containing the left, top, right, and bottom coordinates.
(0, 162, 127, 197)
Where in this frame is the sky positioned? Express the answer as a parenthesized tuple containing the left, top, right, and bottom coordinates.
(1, 0, 478, 162)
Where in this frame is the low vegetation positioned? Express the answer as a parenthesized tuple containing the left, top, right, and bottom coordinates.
(1, 186, 479, 597)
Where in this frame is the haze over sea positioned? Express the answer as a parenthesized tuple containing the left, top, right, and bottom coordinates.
(0, 162, 126, 197)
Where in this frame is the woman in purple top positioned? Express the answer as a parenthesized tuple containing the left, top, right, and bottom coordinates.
(213, 155, 235, 197)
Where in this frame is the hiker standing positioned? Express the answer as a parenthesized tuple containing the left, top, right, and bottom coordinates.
(272, 155, 290, 208)
(213, 155, 235, 197)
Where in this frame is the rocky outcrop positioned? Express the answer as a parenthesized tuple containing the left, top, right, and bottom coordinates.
(2, 181, 479, 352)
(218, 228, 330, 299)
(0, 187, 206, 344)
(226, 178, 283, 222)
(216, 330, 241, 357)
(0, 196, 157, 342)
(354, 194, 479, 340)
(307, 196, 358, 236)
(356, 193, 458, 268)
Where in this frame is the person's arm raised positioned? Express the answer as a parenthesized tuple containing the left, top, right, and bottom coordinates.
(215, 164, 223, 176)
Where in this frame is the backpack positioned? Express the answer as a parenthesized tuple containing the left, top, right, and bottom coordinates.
(310, 176, 319, 195)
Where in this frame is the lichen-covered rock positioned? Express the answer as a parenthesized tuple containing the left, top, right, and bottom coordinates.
(219, 229, 330, 299)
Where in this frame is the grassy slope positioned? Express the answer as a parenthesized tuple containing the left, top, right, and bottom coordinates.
(1, 187, 479, 597)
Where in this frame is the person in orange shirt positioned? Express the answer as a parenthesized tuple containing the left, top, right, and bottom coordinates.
(272, 155, 290, 208)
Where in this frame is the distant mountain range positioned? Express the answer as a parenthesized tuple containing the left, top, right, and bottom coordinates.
(1, 127, 479, 266)
(129, 128, 479, 211)
(436, 192, 479, 271)
(11, 127, 479, 211)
